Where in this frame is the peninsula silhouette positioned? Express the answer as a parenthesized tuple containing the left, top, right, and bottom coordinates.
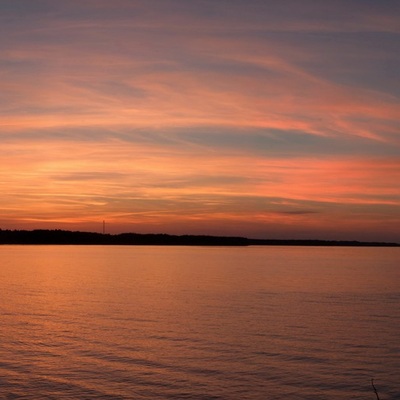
(0, 229, 398, 247)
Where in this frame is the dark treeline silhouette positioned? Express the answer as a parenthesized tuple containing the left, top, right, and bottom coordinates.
(0, 229, 399, 247)
(0, 229, 248, 246)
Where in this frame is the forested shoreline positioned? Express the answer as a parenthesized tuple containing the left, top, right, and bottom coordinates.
(0, 229, 398, 247)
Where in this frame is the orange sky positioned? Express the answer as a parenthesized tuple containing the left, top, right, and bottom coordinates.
(1, 1, 399, 241)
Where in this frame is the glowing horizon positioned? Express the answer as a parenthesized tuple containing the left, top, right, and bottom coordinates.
(1, 1, 399, 242)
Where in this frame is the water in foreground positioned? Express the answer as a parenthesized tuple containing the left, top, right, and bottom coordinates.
(0, 245, 399, 399)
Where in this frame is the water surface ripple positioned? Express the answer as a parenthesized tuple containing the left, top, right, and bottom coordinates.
(0, 245, 399, 399)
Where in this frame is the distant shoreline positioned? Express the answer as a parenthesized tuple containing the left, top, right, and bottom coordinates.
(0, 229, 398, 247)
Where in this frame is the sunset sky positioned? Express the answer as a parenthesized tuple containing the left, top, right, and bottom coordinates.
(1, 0, 399, 241)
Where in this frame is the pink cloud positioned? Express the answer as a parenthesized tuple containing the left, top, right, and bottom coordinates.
(1, 1, 399, 241)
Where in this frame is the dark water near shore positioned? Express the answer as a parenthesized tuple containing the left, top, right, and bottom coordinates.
(0, 245, 399, 399)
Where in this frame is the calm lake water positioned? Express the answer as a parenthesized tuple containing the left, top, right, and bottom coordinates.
(0, 245, 399, 399)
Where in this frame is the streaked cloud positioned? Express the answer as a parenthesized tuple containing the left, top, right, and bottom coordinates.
(0, 1, 399, 240)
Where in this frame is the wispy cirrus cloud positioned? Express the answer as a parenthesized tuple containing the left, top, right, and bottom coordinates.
(0, 1, 399, 240)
